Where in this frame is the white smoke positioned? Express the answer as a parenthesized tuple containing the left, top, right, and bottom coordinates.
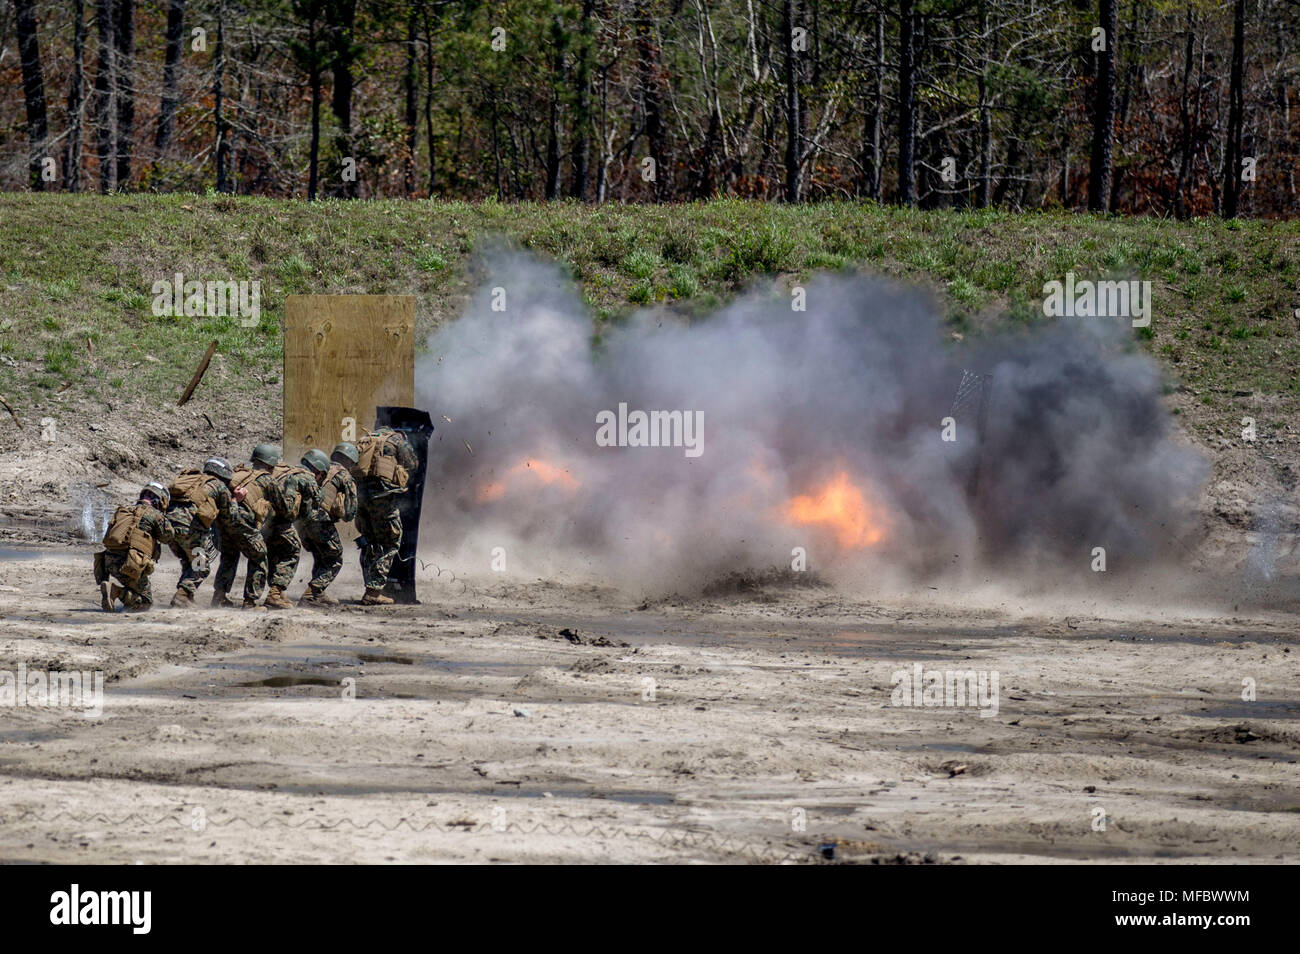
(415, 253, 1206, 592)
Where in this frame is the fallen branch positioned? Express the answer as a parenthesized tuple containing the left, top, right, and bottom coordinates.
(0, 396, 22, 430)
(178, 340, 219, 407)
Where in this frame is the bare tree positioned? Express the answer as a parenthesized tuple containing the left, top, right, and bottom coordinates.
(63, 0, 88, 191)
(1222, 0, 1245, 217)
(14, 0, 49, 190)
(1088, 0, 1117, 212)
(897, 0, 916, 206)
(93, 0, 117, 193)
(156, 0, 187, 153)
(114, 0, 134, 187)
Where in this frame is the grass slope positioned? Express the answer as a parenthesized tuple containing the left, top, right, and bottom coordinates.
(0, 194, 1297, 448)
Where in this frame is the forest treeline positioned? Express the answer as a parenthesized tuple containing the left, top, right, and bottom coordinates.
(3, 0, 1297, 217)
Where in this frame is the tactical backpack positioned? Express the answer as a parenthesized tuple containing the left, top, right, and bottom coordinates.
(321, 464, 351, 521)
(168, 470, 220, 527)
(270, 463, 315, 519)
(356, 431, 410, 490)
(102, 505, 157, 585)
(230, 467, 272, 524)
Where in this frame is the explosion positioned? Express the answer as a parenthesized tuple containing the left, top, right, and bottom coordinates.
(476, 455, 581, 503)
(418, 253, 1206, 589)
(783, 470, 888, 550)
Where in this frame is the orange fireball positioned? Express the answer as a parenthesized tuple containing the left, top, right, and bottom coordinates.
(784, 470, 888, 549)
(475, 456, 580, 503)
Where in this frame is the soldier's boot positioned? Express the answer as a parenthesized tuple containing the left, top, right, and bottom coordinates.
(264, 587, 293, 610)
(170, 588, 194, 608)
(242, 598, 267, 612)
(299, 587, 338, 607)
(362, 587, 394, 606)
(100, 581, 114, 612)
(210, 589, 236, 608)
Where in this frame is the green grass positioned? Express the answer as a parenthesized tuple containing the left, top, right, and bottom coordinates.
(0, 194, 1296, 446)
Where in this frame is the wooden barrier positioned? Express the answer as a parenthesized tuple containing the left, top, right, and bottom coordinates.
(283, 295, 415, 462)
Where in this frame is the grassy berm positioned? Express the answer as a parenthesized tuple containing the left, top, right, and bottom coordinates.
(0, 194, 1297, 568)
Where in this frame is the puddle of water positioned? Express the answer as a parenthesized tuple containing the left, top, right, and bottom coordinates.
(0, 548, 68, 561)
(1191, 703, 1300, 720)
(356, 652, 416, 665)
(237, 675, 340, 689)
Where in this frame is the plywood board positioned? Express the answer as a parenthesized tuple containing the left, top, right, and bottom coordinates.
(283, 295, 415, 462)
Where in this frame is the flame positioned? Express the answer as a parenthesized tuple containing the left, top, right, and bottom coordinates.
(516, 457, 580, 490)
(784, 470, 888, 549)
(475, 455, 580, 503)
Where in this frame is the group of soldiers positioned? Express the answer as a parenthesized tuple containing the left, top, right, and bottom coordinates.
(93, 426, 419, 612)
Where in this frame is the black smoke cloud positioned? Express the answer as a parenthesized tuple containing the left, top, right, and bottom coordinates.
(414, 254, 1206, 590)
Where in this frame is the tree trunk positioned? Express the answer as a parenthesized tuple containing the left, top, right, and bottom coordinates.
(15, 0, 49, 190)
(64, 0, 87, 191)
(423, 4, 436, 196)
(976, 0, 991, 208)
(544, 15, 564, 200)
(782, 0, 801, 202)
(215, 0, 230, 193)
(403, 14, 418, 196)
(155, 0, 185, 152)
(569, 0, 594, 199)
(1173, 5, 1195, 219)
(870, 6, 883, 199)
(635, 4, 669, 201)
(94, 0, 117, 193)
(1222, 0, 1245, 218)
(114, 0, 134, 188)
(308, 64, 322, 200)
(1087, 0, 1117, 212)
(329, 0, 358, 198)
(897, 0, 916, 206)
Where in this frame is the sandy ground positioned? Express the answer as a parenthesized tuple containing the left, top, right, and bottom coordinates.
(0, 546, 1296, 865)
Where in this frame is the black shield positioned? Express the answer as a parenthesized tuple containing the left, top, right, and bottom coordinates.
(375, 406, 434, 603)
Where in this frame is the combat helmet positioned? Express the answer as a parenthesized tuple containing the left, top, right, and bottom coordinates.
(331, 442, 360, 467)
(251, 443, 281, 468)
(301, 448, 331, 474)
(141, 481, 171, 509)
(202, 457, 234, 481)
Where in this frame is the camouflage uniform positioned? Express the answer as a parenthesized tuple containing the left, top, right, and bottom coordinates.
(301, 464, 357, 594)
(266, 467, 322, 590)
(166, 478, 232, 597)
(214, 469, 283, 602)
(356, 428, 418, 590)
(95, 503, 175, 608)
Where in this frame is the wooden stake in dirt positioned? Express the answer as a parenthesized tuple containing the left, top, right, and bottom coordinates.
(178, 340, 219, 407)
(0, 396, 22, 430)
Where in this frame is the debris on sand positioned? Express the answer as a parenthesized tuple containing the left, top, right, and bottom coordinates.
(538, 628, 629, 648)
(249, 618, 310, 642)
(700, 567, 828, 599)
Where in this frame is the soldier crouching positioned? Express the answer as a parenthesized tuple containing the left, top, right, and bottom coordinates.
(350, 427, 418, 605)
(298, 444, 359, 607)
(94, 482, 175, 612)
(164, 457, 235, 607)
(260, 447, 323, 609)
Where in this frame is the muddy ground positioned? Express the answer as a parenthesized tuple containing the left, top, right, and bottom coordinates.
(0, 546, 1296, 864)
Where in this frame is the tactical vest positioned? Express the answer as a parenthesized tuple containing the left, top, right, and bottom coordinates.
(271, 463, 314, 519)
(168, 470, 220, 527)
(102, 504, 157, 584)
(356, 431, 410, 489)
(230, 467, 273, 523)
(322, 464, 348, 520)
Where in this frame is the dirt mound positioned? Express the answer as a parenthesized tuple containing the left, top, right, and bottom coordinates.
(700, 566, 828, 599)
